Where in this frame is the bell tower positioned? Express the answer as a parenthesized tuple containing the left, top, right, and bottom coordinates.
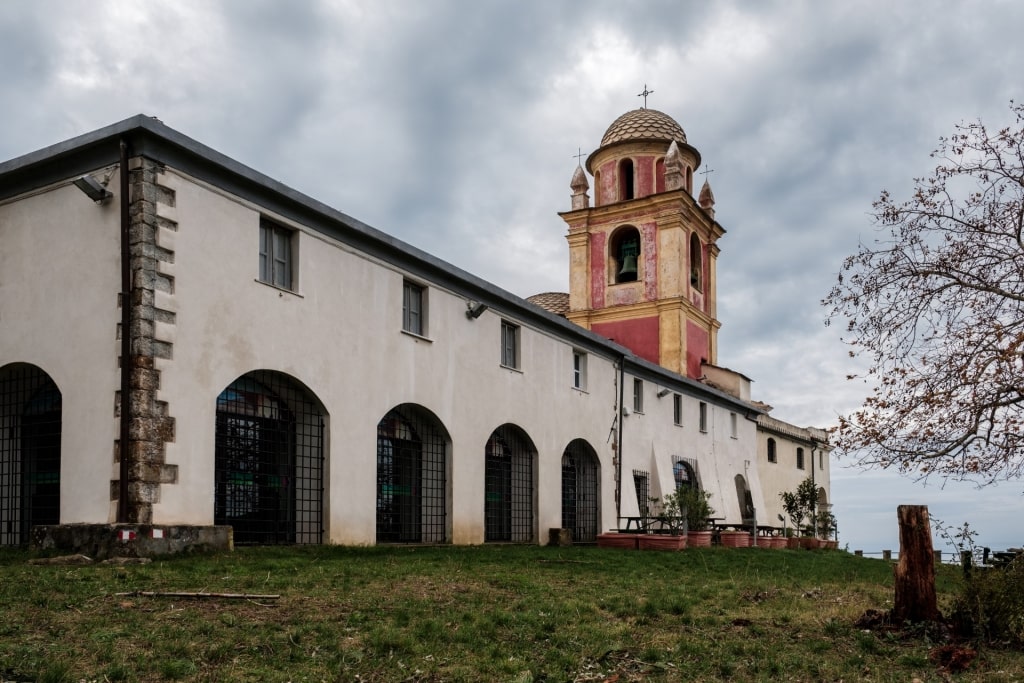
(559, 108, 724, 379)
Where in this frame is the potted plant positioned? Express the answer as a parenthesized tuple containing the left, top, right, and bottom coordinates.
(676, 485, 715, 548)
(780, 491, 803, 549)
(638, 491, 688, 550)
(780, 478, 821, 549)
(817, 510, 837, 549)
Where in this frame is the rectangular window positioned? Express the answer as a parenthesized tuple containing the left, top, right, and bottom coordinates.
(632, 378, 643, 413)
(402, 280, 426, 335)
(259, 219, 294, 290)
(819, 451, 824, 470)
(673, 394, 682, 426)
(501, 321, 519, 369)
(699, 402, 708, 433)
(730, 412, 737, 439)
(797, 447, 805, 470)
(572, 351, 587, 390)
(767, 438, 777, 463)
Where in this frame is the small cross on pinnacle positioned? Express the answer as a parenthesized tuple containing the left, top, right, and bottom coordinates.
(638, 84, 654, 109)
(572, 148, 588, 166)
(700, 164, 715, 178)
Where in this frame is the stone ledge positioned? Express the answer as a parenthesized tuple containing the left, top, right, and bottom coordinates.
(30, 524, 233, 560)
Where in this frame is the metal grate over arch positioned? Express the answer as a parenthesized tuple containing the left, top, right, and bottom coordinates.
(561, 439, 600, 544)
(484, 424, 535, 543)
(0, 364, 61, 547)
(376, 404, 449, 544)
(214, 371, 324, 545)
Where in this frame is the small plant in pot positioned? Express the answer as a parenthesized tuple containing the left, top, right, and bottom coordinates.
(780, 477, 820, 549)
(637, 491, 686, 550)
(780, 490, 807, 549)
(817, 510, 837, 549)
(674, 485, 715, 547)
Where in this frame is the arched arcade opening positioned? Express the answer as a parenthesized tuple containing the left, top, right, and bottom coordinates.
(561, 439, 600, 544)
(214, 371, 325, 545)
(376, 404, 450, 544)
(484, 424, 536, 543)
(0, 363, 61, 547)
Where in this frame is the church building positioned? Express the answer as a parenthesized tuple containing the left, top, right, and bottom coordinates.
(0, 108, 829, 554)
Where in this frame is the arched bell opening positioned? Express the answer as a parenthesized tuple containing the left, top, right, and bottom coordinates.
(610, 226, 641, 284)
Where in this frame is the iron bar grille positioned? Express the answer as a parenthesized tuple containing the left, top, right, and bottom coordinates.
(561, 439, 600, 544)
(672, 456, 701, 491)
(0, 364, 61, 547)
(377, 404, 448, 543)
(485, 424, 535, 542)
(632, 469, 650, 517)
(214, 371, 324, 545)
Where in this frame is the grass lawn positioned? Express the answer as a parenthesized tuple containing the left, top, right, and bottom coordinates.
(0, 545, 1020, 682)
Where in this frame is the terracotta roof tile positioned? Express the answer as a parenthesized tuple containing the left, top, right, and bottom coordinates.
(526, 291, 570, 317)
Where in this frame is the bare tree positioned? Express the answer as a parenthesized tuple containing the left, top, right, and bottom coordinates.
(824, 102, 1024, 484)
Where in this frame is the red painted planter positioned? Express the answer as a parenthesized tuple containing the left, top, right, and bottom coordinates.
(769, 536, 788, 549)
(638, 534, 688, 551)
(786, 537, 801, 549)
(720, 531, 751, 548)
(687, 530, 714, 547)
(597, 533, 641, 549)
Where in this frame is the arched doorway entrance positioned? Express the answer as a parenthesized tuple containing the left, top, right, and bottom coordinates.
(0, 363, 61, 547)
(214, 371, 325, 545)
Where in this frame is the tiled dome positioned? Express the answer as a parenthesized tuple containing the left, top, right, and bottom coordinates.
(600, 108, 687, 147)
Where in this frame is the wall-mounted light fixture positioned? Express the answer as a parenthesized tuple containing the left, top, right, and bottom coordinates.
(466, 301, 488, 319)
(656, 388, 671, 398)
(73, 174, 113, 203)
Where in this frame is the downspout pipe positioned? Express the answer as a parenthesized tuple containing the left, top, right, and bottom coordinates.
(810, 439, 817, 538)
(117, 139, 131, 523)
(615, 354, 625, 520)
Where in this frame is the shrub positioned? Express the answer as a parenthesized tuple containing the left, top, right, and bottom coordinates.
(950, 555, 1024, 646)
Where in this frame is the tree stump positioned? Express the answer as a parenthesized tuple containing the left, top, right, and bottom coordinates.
(893, 505, 940, 622)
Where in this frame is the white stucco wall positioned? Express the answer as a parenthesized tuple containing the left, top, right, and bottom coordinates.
(619, 387, 762, 526)
(153, 169, 625, 544)
(0, 174, 123, 524)
(756, 420, 832, 533)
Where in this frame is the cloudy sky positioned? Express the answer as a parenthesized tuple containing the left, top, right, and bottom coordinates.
(2, 0, 1022, 556)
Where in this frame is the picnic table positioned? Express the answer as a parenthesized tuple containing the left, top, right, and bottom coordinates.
(617, 516, 722, 534)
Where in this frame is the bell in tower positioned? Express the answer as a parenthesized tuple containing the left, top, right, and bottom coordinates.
(617, 237, 638, 282)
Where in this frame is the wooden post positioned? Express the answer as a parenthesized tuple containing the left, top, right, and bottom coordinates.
(893, 505, 940, 623)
